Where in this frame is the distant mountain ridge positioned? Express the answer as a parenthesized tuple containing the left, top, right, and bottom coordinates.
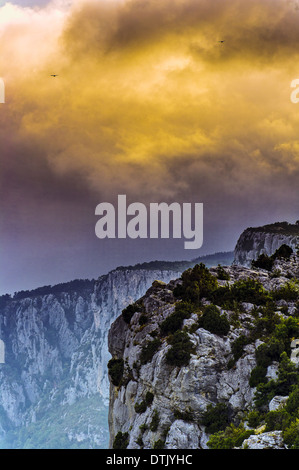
(0, 251, 234, 303)
(0, 251, 233, 449)
(234, 221, 299, 267)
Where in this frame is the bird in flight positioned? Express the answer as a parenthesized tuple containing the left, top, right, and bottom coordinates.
(218, 40, 225, 43)
(50, 74, 58, 77)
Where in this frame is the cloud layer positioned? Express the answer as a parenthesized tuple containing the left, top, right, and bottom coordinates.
(1, 0, 299, 292)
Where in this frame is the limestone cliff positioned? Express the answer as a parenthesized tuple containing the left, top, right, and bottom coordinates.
(0, 266, 183, 448)
(108, 255, 299, 449)
(234, 221, 299, 267)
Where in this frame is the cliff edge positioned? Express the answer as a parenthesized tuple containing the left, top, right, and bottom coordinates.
(234, 221, 299, 267)
(108, 252, 299, 449)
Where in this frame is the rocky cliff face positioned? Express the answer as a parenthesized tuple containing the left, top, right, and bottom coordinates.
(0, 267, 182, 448)
(234, 222, 299, 267)
(108, 255, 299, 450)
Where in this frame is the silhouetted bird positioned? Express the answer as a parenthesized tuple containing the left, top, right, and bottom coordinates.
(50, 74, 58, 77)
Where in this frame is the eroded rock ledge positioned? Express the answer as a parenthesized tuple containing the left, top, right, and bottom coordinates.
(108, 255, 299, 449)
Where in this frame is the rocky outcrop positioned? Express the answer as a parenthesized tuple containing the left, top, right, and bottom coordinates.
(108, 255, 299, 450)
(234, 222, 299, 267)
(240, 431, 287, 449)
(0, 266, 182, 448)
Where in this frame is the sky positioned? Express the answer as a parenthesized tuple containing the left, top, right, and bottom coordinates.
(0, 0, 299, 295)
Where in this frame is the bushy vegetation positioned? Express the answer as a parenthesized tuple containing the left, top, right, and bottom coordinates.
(165, 331, 194, 367)
(249, 221, 299, 236)
(139, 314, 148, 326)
(207, 355, 299, 448)
(216, 264, 230, 280)
(113, 431, 129, 449)
(140, 338, 161, 365)
(227, 334, 250, 369)
(107, 358, 124, 387)
(173, 261, 298, 312)
(254, 353, 299, 410)
(271, 280, 299, 302)
(201, 403, 231, 435)
(173, 407, 194, 422)
(251, 244, 294, 271)
(134, 391, 154, 414)
(167, 251, 299, 449)
(122, 303, 142, 324)
(173, 263, 218, 306)
(153, 438, 165, 449)
(149, 410, 160, 432)
(160, 301, 194, 336)
(197, 304, 230, 336)
(207, 424, 254, 449)
(254, 372, 299, 449)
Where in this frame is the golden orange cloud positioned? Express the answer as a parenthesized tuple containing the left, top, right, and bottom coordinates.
(1, 0, 299, 206)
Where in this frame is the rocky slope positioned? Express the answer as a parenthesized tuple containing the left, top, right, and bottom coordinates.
(108, 253, 299, 449)
(0, 266, 185, 448)
(234, 222, 299, 267)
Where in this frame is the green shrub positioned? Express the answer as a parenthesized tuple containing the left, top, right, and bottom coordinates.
(198, 305, 230, 336)
(122, 303, 141, 324)
(256, 339, 285, 368)
(113, 431, 129, 449)
(230, 279, 269, 305)
(246, 410, 262, 428)
(252, 254, 274, 271)
(173, 263, 218, 305)
(251, 245, 293, 272)
(216, 264, 230, 280)
(251, 303, 281, 339)
(173, 407, 194, 422)
(139, 314, 148, 326)
(231, 335, 249, 362)
(249, 338, 285, 388)
(108, 358, 124, 387)
(201, 403, 231, 435)
(265, 410, 291, 431)
(150, 410, 160, 432)
(160, 301, 194, 336)
(165, 331, 194, 367)
(207, 424, 254, 449)
(274, 317, 299, 354)
(271, 281, 299, 302)
(285, 386, 299, 415)
(135, 391, 154, 414)
(153, 439, 165, 449)
(145, 391, 154, 406)
(273, 352, 299, 396)
(135, 401, 147, 414)
(135, 435, 144, 448)
(283, 419, 299, 449)
(274, 244, 293, 260)
(254, 352, 299, 410)
(249, 365, 268, 388)
(140, 338, 161, 365)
